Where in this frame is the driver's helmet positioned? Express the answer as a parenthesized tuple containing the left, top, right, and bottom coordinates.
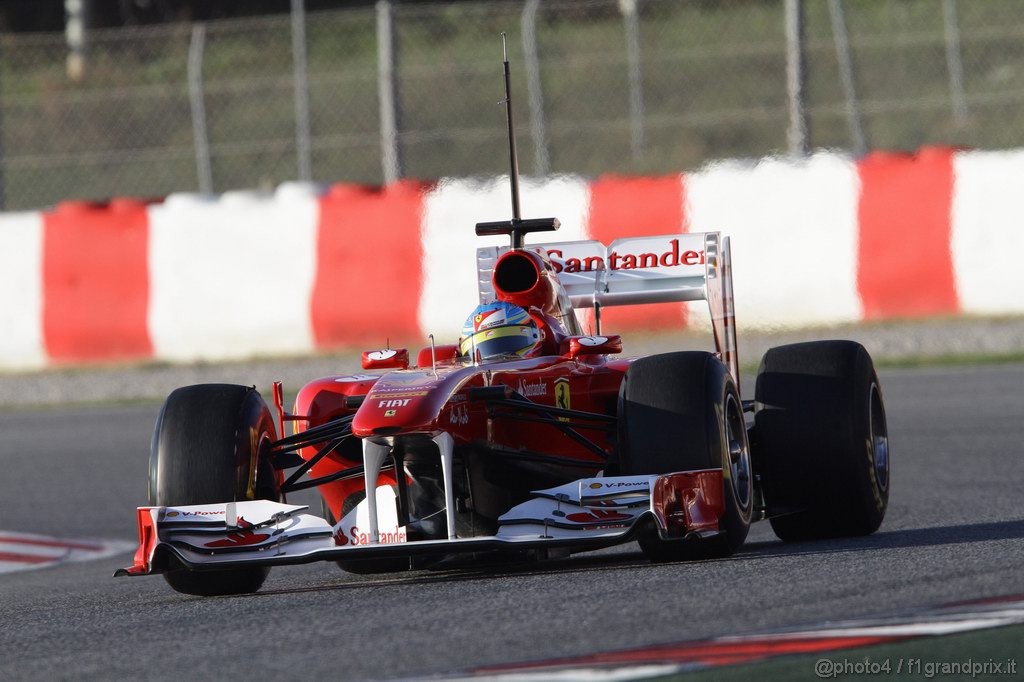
(459, 301, 541, 360)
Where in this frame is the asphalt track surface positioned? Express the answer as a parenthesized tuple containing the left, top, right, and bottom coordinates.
(1, 363, 1023, 681)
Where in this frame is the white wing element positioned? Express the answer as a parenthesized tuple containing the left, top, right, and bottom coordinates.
(116, 471, 726, 576)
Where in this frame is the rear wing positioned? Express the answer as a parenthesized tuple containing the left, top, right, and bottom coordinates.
(477, 232, 738, 384)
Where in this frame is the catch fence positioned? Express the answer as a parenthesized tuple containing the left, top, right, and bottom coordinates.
(2, 0, 1022, 210)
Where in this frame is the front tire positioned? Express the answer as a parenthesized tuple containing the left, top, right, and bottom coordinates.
(754, 341, 890, 541)
(618, 352, 753, 561)
(150, 384, 280, 596)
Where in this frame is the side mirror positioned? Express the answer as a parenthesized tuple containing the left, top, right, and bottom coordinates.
(416, 344, 459, 368)
(361, 348, 410, 370)
(563, 335, 623, 358)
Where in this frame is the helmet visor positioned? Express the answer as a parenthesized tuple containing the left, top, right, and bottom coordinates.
(460, 325, 539, 359)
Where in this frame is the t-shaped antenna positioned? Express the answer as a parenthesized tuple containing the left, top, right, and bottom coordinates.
(475, 33, 559, 250)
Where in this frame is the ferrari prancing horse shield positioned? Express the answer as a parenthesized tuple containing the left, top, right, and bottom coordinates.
(554, 378, 570, 422)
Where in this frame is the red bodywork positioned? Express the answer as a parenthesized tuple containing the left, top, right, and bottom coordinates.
(289, 247, 634, 525)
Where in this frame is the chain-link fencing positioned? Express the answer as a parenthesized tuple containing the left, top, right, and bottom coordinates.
(1, 0, 1023, 211)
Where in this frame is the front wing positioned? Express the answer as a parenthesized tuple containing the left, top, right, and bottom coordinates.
(115, 470, 725, 576)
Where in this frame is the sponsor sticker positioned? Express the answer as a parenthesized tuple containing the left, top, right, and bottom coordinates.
(370, 385, 426, 393)
(546, 238, 705, 274)
(517, 379, 547, 397)
(378, 399, 412, 409)
(343, 526, 407, 546)
(373, 373, 441, 387)
(565, 509, 632, 524)
(333, 486, 407, 546)
(449, 403, 469, 426)
(203, 518, 270, 549)
(577, 336, 609, 347)
(554, 378, 571, 421)
(163, 509, 224, 518)
(367, 391, 428, 400)
(474, 307, 508, 331)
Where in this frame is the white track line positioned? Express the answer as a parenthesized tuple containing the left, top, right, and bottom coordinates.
(447, 595, 1024, 680)
(0, 531, 134, 575)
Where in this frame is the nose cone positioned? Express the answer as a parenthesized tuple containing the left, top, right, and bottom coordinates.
(350, 366, 476, 438)
(352, 391, 442, 437)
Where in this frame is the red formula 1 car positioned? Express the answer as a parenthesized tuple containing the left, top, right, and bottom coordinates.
(117, 47, 890, 597)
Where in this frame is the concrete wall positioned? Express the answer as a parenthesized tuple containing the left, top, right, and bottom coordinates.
(3, 146, 1021, 370)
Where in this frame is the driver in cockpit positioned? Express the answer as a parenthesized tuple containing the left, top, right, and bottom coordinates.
(457, 301, 543, 362)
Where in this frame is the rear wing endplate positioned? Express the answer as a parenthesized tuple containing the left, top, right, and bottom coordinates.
(477, 232, 738, 384)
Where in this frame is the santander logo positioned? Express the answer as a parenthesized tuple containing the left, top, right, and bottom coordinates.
(345, 525, 407, 546)
(517, 379, 546, 397)
(547, 239, 705, 274)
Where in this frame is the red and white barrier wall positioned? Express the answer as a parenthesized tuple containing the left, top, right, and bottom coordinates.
(2, 146, 1022, 370)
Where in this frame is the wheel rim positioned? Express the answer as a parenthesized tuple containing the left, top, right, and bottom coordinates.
(725, 393, 753, 511)
(253, 429, 280, 501)
(869, 382, 889, 493)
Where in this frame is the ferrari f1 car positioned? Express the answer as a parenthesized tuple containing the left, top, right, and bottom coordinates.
(117, 43, 890, 597)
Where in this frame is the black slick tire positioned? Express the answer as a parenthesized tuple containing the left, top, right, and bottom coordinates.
(618, 351, 753, 561)
(149, 384, 280, 596)
(754, 341, 890, 541)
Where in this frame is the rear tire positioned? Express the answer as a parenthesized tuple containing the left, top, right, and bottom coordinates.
(754, 341, 890, 541)
(618, 352, 753, 561)
(150, 384, 280, 596)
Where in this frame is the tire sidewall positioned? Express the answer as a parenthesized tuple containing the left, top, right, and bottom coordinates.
(715, 380, 753, 550)
(847, 348, 889, 530)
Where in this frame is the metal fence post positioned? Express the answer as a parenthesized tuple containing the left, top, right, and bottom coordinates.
(941, 0, 969, 123)
(291, 0, 313, 182)
(521, 0, 550, 176)
(377, 0, 402, 185)
(784, 0, 809, 157)
(828, 0, 866, 155)
(64, 0, 87, 81)
(621, 0, 646, 160)
(188, 23, 213, 194)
